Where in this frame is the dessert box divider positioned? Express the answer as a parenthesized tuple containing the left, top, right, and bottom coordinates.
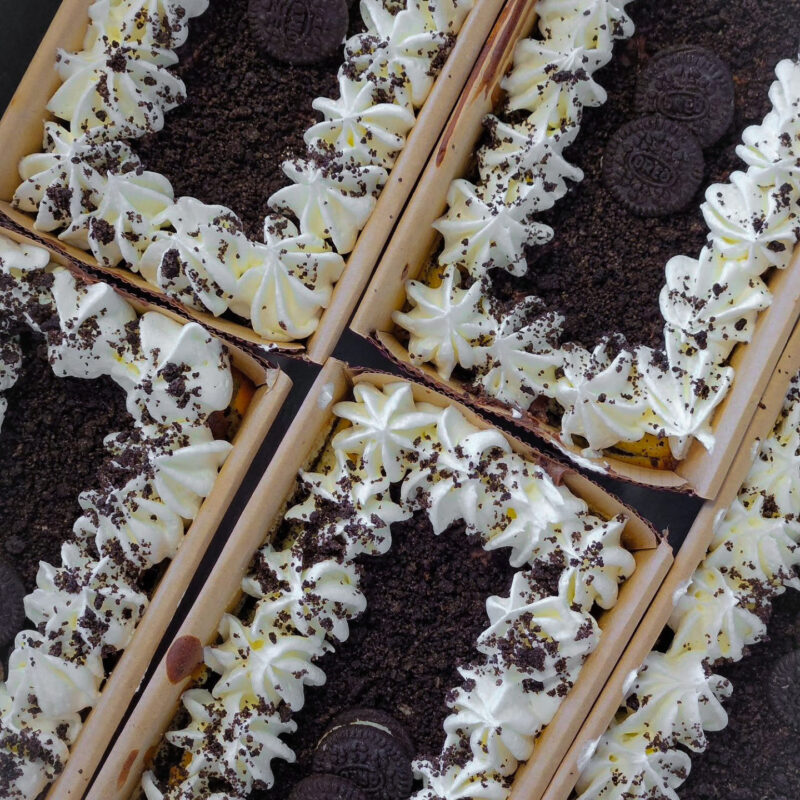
(348, 0, 800, 499)
(1, 227, 294, 800)
(87, 356, 673, 800)
(536, 319, 800, 800)
(0, 0, 509, 364)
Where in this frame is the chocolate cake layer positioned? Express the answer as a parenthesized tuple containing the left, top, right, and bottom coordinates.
(680, 588, 800, 800)
(254, 513, 519, 798)
(0, 333, 130, 594)
(133, 0, 362, 241)
(491, 0, 798, 351)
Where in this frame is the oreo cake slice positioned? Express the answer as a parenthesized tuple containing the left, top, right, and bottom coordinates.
(393, 0, 800, 470)
(572, 369, 800, 800)
(141, 379, 639, 800)
(0, 233, 234, 799)
(11, 0, 474, 344)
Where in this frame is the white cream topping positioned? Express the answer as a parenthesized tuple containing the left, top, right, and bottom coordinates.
(701, 172, 800, 272)
(411, 760, 511, 800)
(306, 75, 417, 169)
(556, 341, 650, 453)
(395, 6, 800, 465)
(48, 37, 185, 138)
(18, 0, 475, 344)
(0, 233, 238, 798)
(434, 179, 553, 277)
(268, 157, 387, 255)
(14, 122, 139, 232)
(473, 302, 564, 410)
(660, 247, 772, 346)
(574, 370, 800, 800)
(149, 379, 636, 799)
(574, 729, 691, 800)
(393, 266, 491, 378)
(88, 0, 209, 48)
(347, 1, 454, 107)
(60, 168, 174, 266)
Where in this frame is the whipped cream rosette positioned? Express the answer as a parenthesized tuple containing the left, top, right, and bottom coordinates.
(572, 368, 800, 800)
(390, 0, 800, 476)
(10, 0, 481, 349)
(136, 374, 652, 800)
(0, 232, 242, 800)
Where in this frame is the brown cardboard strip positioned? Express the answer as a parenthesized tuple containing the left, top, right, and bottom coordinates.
(349, 0, 800, 498)
(539, 320, 800, 800)
(0, 0, 506, 362)
(0, 227, 293, 799)
(89, 359, 670, 800)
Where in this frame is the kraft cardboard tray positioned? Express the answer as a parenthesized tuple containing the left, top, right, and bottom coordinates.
(0, 0, 507, 364)
(0, 227, 293, 799)
(537, 320, 800, 800)
(89, 358, 672, 800)
(349, 0, 800, 499)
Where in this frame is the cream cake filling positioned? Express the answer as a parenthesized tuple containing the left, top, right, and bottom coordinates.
(573, 371, 800, 800)
(0, 233, 235, 800)
(142, 380, 637, 800)
(13, 0, 475, 343)
(393, 0, 800, 461)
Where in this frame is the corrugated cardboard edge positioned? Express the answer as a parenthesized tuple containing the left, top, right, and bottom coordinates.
(0, 0, 506, 363)
(349, 0, 800, 498)
(89, 359, 670, 800)
(0, 226, 294, 799)
(539, 320, 800, 800)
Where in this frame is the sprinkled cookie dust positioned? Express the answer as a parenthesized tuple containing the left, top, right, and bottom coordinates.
(393, 0, 800, 461)
(142, 380, 637, 800)
(572, 370, 800, 800)
(0, 233, 235, 800)
(12, 0, 475, 342)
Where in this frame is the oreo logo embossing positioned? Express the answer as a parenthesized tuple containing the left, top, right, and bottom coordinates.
(603, 116, 704, 216)
(627, 150, 675, 188)
(636, 46, 734, 146)
(657, 90, 709, 122)
(248, 0, 349, 66)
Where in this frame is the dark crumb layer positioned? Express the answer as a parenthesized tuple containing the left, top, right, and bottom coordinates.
(490, 0, 799, 351)
(679, 588, 800, 800)
(255, 513, 519, 798)
(133, 0, 362, 241)
(0, 333, 131, 593)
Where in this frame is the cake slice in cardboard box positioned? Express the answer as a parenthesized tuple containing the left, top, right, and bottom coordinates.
(537, 321, 800, 800)
(0, 230, 290, 800)
(353, 0, 800, 496)
(0, 0, 504, 360)
(90, 361, 671, 800)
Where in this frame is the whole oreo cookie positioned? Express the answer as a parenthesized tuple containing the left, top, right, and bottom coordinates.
(290, 774, 368, 800)
(324, 708, 415, 758)
(603, 115, 704, 217)
(768, 650, 800, 732)
(248, 0, 349, 67)
(635, 45, 734, 147)
(313, 709, 414, 800)
(0, 560, 26, 650)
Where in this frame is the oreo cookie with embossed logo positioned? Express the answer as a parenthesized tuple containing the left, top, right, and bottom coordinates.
(290, 773, 368, 800)
(768, 649, 800, 732)
(248, 0, 349, 66)
(635, 45, 735, 147)
(0, 560, 25, 650)
(313, 708, 414, 800)
(323, 708, 415, 757)
(603, 115, 704, 217)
